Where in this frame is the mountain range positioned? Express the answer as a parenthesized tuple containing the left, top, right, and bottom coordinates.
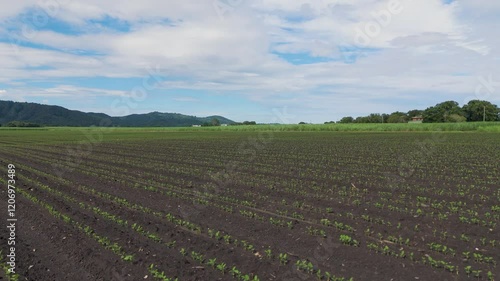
(0, 100, 235, 127)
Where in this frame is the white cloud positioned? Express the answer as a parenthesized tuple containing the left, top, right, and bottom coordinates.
(0, 0, 498, 122)
(0, 85, 129, 100)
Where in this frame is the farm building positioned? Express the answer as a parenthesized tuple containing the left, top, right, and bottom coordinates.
(408, 116, 424, 123)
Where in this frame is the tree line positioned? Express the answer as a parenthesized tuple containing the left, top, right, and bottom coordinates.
(0, 121, 42, 127)
(332, 100, 500, 124)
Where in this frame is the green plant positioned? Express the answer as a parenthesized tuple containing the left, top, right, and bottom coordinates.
(339, 234, 359, 247)
(460, 233, 470, 242)
(264, 248, 272, 258)
(216, 262, 227, 273)
(296, 259, 314, 273)
(207, 258, 217, 268)
(279, 253, 289, 265)
(148, 264, 178, 281)
(320, 218, 331, 226)
(122, 254, 134, 262)
(464, 265, 472, 277)
(229, 266, 241, 277)
(190, 251, 204, 263)
(462, 251, 470, 260)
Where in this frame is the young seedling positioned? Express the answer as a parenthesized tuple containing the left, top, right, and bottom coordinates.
(339, 235, 359, 247)
(207, 258, 217, 268)
(122, 254, 134, 262)
(316, 269, 322, 280)
(464, 265, 472, 277)
(462, 251, 470, 260)
(229, 266, 241, 277)
(180, 248, 187, 256)
(279, 253, 289, 265)
(264, 248, 272, 259)
(461, 233, 470, 242)
(217, 262, 227, 274)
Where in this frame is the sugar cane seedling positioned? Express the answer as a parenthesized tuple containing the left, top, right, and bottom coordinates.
(207, 258, 217, 268)
(462, 251, 470, 260)
(464, 266, 472, 277)
(316, 269, 322, 280)
(217, 262, 227, 273)
(480, 237, 487, 246)
(279, 253, 289, 265)
(320, 218, 331, 226)
(414, 224, 420, 232)
(180, 248, 187, 256)
(122, 254, 134, 262)
(382, 245, 391, 255)
(399, 250, 406, 258)
(339, 235, 359, 247)
(461, 233, 470, 242)
(229, 266, 241, 277)
(190, 251, 204, 263)
(148, 264, 178, 281)
(264, 248, 272, 258)
(246, 243, 255, 252)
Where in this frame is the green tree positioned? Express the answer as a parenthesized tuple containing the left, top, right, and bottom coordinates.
(387, 112, 408, 123)
(367, 113, 384, 123)
(407, 109, 423, 118)
(445, 114, 466, 123)
(422, 101, 464, 123)
(4, 121, 42, 127)
(353, 114, 384, 123)
(462, 100, 500, 122)
(338, 117, 354, 123)
(354, 116, 368, 123)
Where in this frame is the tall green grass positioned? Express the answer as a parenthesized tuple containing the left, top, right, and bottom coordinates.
(1, 122, 499, 132)
(171, 122, 500, 132)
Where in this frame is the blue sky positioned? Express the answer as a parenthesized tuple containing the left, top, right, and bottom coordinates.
(0, 0, 499, 123)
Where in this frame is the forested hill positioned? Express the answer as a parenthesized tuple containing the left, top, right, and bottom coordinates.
(0, 100, 235, 127)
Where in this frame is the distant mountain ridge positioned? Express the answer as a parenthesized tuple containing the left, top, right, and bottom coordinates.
(0, 100, 235, 127)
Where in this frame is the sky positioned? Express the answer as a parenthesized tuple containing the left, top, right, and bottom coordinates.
(0, 0, 499, 123)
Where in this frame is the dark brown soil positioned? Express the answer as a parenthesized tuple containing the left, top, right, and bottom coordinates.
(0, 131, 498, 281)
